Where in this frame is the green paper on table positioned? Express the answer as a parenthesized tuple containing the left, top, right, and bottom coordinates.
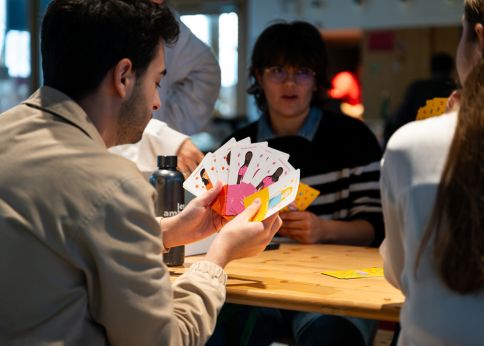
(321, 267, 384, 279)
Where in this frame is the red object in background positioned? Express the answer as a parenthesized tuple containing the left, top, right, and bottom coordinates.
(368, 31, 395, 51)
(329, 71, 361, 106)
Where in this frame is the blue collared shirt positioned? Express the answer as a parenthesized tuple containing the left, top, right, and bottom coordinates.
(256, 106, 323, 142)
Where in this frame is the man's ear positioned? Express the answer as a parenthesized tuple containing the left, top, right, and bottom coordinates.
(475, 23, 484, 55)
(113, 58, 135, 99)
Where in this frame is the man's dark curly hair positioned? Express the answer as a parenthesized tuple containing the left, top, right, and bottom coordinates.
(41, 0, 179, 101)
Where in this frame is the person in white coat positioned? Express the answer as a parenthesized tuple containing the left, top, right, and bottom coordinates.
(153, 15, 221, 135)
(110, 1, 221, 176)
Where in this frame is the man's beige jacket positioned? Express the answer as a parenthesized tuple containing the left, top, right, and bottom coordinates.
(0, 87, 226, 346)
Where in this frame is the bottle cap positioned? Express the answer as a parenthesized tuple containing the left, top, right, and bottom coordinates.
(157, 155, 177, 169)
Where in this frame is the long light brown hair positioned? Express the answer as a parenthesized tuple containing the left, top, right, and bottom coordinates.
(417, 56, 484, 294)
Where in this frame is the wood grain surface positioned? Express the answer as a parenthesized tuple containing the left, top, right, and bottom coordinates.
(169, 243, 404, 322)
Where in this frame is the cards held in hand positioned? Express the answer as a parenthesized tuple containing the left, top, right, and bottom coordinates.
(183, 137, 300, 221)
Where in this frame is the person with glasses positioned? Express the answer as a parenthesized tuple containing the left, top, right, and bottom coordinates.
(207, 21, 383, 346)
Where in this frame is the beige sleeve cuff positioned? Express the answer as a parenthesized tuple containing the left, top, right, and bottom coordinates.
(188, 261, 227, 286)
(155, 216, 169, 253)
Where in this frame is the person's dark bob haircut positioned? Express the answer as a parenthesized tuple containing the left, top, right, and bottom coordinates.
(248, 21, 331, 114)
(41, 0, 179, 101)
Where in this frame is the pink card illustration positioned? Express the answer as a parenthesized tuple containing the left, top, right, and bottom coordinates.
(224, 142, 267, 215)
(242, 147, 290, 185)
(214, 137, 250, 185)
(183, 154, 215, 196)
(250, 155, 295, 192)
(228, 141, 267, 186)
(225, 183, 257, 216)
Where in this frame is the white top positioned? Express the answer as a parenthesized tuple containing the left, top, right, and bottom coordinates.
(380, 112, 484, 346)
(153, 18, 221, 135)
(109, 119, 188, 172)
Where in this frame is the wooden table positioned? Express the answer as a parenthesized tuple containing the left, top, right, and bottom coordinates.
(169, 243, 404, 322)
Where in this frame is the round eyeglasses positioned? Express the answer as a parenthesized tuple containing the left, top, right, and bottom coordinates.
(264, 66, 316, 84)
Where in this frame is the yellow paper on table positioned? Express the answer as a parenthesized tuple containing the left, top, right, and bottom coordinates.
(321, 267, 384, 279)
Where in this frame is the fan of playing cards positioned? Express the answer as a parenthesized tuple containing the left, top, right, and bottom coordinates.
(183, 137, 300, 221)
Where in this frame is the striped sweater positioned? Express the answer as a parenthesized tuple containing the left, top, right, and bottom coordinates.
(229, 109, 384, 247)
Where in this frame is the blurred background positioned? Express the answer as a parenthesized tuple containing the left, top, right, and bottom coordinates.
(0, 0, 461, 148)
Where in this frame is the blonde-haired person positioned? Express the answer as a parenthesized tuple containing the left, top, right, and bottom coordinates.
(380, 1, 484, 344)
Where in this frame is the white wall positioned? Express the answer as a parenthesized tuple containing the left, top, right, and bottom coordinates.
(248, 0, 462, 39)
(245, 0, 463, 120)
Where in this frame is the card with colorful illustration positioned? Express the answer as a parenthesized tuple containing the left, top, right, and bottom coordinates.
(265, 169, 300, 218)
(241, 188, 270, 222)
(243, 169, 300, 221)
(225, 182, 257, 216)
(228, 141, 267, 185)
(184, 137, 299, 221)
(241, 146, 290, 185)
(183, 153, 215, 195)
(214, 137, 250, 185)
(211, 184, 231, 219)
(199, 152, 219, 187)
(211, 137, 236, 184)
(250, 155, 295, 192)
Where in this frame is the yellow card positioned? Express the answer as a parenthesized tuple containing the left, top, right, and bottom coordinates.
(321, 267, 384, 279)
(416, 97, 448, 120)
(416, 107, 424, 120)
(433, 97, 448, 108)
(295, 183, 320, 210)
(416, 106, 430, 120)
(432, 97, 447, 116)
(430, 99, 439, 116)
(281, 183, 320, 212)
(426, 99, 435, 116)
(243, 188, 269, 222)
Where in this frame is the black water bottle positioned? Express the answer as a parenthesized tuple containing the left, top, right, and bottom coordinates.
(150, 155, 185, 266)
